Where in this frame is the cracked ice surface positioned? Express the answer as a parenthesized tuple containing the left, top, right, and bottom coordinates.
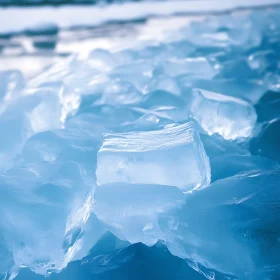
(1, 5, 280, 280)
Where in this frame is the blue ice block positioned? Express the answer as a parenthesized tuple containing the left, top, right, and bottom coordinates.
(96, 122, 210, 191)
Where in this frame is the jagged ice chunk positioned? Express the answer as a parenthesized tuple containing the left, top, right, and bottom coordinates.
(190, 88, 257, 140)
(94, 183, 184, 246)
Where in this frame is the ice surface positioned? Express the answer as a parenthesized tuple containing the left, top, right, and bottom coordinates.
(94, 183, 184, 245)
(122, 111, 173, 132)
(88, 49, 117, 71)
(157, 57, 217, 80)
(0, 85, 71, 171)
(96, 122, 210, 191)
(210, 154, 279, 181)
(159, 169, 280, 279)
(200, 133, 249, 159)
(250, 119, 280, 162)
(2, 5, 280, 280)
(95, 80, 142, 106)
(247, 49, 278, 72)
(199, 133, 279, 181)
(14, 236, 208, 280)
(0, 161, 104, 275)
(179, 77, 267, 104)
(189, 88, 257, 140)
(0, 71, 24, 103)
(140, 90, 189, 122)
(181, 16, 261, 50)
(255, 91, 280, 122)
(109, 60, 154, 91)
(265, 71, 280, 92)
(144, 74, 180, 96)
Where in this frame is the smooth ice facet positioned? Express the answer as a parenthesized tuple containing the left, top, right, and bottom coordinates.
(144, 74, 181, 96)
(190, 88, 257, 140)
(211, 154, 279, 182)
(96, 122, 210, 191)
(95, 80, 142, 106)
(88, 49, 117, 71)
(94, 183, 184, 245)
(158, 57, 217, 79)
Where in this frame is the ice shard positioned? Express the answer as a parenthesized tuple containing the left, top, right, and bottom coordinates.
(190, 88, 257, 140)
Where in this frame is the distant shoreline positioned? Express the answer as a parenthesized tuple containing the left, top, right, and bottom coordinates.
(1, 0, 280, 34)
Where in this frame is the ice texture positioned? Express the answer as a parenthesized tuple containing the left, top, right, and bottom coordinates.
(0, 161, 104, 276)
(157, 57, 217, 79)
(159, 169, 280, 279)
(250, 119, 280, 162)
(96, 122, 210, 191)
(1, 5, 280, 280)
(94, 183, 184, 245)
(0, 71, 24, 103)
(190, 88, 257, 140)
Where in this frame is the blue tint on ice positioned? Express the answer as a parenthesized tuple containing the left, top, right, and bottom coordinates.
(1, 5, 280, 280)
(96, 122, 210, 191)
(159, 169, 280, 279)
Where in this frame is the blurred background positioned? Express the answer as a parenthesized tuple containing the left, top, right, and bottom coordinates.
(1, 0, 280, 81)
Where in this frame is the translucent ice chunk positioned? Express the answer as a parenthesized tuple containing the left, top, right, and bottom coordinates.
(200, 133, 250, 159)
(181, 15, 261, 50)
(21, 117, 101, 172)
(160, 169, 280, 279)
(0, 161, 103, 276)
(142, 89, 185, 109)
(143, 74, 180, 96)
(122, 112, 172, 132)
(217, 58, 256, 80)
(0, 70, 24, 105)
(0, 234, 13, 276)
(255, 91, 280, 122)
(250, 119, 280, 162)
(190, 88, 257, 140)
(95, 80, 142, 106)
(157, 57, 217, 79)
(265, 71, 280, 92)
(109, 60, 154, 91)
(179, 77, 267, 104)
(114, 49, 136, 65)
(211, 154, 279, 182)
(94, 183, 184, 245)
(0, 87, 63, 155)
(247, 49, 277, 72)
(135, 42, 194, 62)
(75, 106, 142, 129)
(228, 23, 261, 50)
(28, 57, 102, 97)
(14, 235, 209, 280)
(88, 49, 116, 71)
(96, 122, 210, 191)
(198, 134, 274, 182)
(141, 90, 189, 122)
